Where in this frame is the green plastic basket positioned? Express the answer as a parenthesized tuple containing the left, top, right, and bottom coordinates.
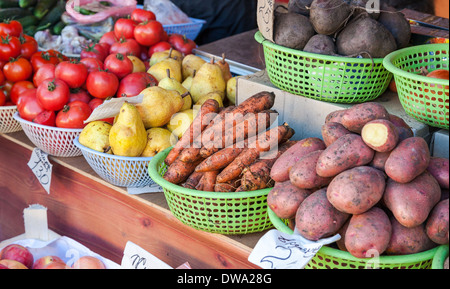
(383, 44, 449, 129)
(255, 31, 392, 103)
(432, 245, 449, 269)
(148, 147, 273, 235)
(268, 208, 439, 269)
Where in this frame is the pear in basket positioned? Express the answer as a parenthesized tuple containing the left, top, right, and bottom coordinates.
(109, 102, 147, 157)
(141, 128, 173, 157)
(79, 121, 113, 154)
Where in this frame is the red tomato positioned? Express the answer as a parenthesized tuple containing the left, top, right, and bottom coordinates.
(0, 69, 4, 86)
(30, 51, 61, 71)
(69, 88, 91, 104)
(0, 35, 21, 61)
(110, 38, 141, 56)
(36, 79, 70, 111)
(79, 57, 104, 73)
(86, 70, 119, 99)
(3, 57, 32, 82)
(17, 88, 45, 122)
(54, 61, 88, 89)
(114, 18, 137, 39)
(131, 9, 156, 23)
(10, 80, 35, 105)
(0, 59, 6, 70)
(134, 20, 164, 47)
(32, 63, 56, 87)
(99, 31, 118, 47)
(19, 35, 38, 60)
(104, 53, 133, 79)
(0, 20, 23, 37)
(33, 110, 56, 127)
(55, 101, 92, 129)
(168, 34, 197, 55)
(148, 41, 172, 57)
(0, 89, 6, 106)
(80, 43, 109, 62)
(117, 72, 158, 98)
(1, 80, 13, 97)
(88, 97, 114, 124)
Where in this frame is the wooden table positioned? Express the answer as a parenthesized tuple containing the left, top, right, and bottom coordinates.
(0, 131, 264, 269)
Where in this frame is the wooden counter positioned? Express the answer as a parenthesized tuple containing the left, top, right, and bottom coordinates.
(0, 131, 264, 269)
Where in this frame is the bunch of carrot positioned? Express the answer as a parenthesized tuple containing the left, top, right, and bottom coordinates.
(163, 91, 296, 192)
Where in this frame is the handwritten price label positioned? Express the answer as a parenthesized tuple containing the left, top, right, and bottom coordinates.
(28, 148, 53, 194)
(121, 241, 172, 269)
(257, 0, 275, 41)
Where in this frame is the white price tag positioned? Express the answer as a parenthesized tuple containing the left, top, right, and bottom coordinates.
(28, 148, 53, 194)
(121, 241, 173, 269)
(127, 183, 163, 195)
(248, 229, 341, 269)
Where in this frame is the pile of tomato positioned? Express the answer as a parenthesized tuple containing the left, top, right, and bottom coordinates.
(1, 8, 197, 130)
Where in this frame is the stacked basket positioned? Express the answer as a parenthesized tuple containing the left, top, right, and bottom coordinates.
(0, 106, 22, 134)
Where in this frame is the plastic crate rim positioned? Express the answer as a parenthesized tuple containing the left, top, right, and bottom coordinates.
(13, 112, 83, 133)
(73, 137, 154, 162)
(163, 17, 206, 28)
(148, 146, 271, 199)
(383, 43, 449, 86)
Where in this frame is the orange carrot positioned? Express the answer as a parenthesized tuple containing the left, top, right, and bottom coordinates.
(214, 178, 241, 192)
(182, 171, 204, 189)
(163, 158, 203, 184)
(195, 170, 219, 192)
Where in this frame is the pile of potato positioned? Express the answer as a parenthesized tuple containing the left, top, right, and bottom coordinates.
(268, 102, 449, 258)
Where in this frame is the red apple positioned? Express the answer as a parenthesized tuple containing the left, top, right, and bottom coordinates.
(71, 256, 106, 269)
(0, 259, 28, 269)
(33, 255, 65, 269)
(43, 261, 67, 269)
(0, 263, 9, 269)
(0, 244, 34, 269)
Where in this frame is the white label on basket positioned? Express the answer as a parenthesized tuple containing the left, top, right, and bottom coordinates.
(248, 229, 341, 269)
(121, 241, 173, 269)
(28, 148, 53, 194)
(84, 94, 144, 124)
(127, 183, 163, 195)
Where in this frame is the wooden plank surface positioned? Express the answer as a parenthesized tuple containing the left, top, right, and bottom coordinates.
(0, 131, 263, 269)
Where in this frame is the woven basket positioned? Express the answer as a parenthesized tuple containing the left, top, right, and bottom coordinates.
(255, 31, 392, 103)
(13, 112, 82, 157)
(268, 208, 439, 269)
(148, 147, 273, 234)
(383, 44, 449, 129)
(74, 138, 155, 188)
(0, 106, 22, 134)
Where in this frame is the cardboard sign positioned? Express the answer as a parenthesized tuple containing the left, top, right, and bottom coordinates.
(28, 148, 53, 194)
(257, 0, 275, 41)
(121, 241, 173, 269)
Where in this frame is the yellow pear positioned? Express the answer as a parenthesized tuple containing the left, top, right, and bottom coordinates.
(149, 48, 183, 67)
(182, 74, 194, 91)
(215, 53, 233, 82)
(148, 57, 182, 83)
(127, 55, 146, 73)
(141, 128, 173, 157)
(109, 102, 147, 157)
(182, 54, 206, 80)
(167, 109, 199, 139)
(136, 86, 184, 128)
(79, 121, 113, 154)
(158, 69, 192, 111)
(226, 76, 238, 105)
(195, 92, 224, 107)
(190, 59, 226, 103)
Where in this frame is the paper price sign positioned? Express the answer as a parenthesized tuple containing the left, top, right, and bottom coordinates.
(121, 241, 172, 269)
(28, 148, 53, 194)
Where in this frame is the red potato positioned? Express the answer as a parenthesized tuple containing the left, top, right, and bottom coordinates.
(270, 137, 326, 182)
(386, 216, 436, 255)
(295, 188, 350, 241)
(384, 137, 430, 183)
(425, 199, 449, 245)
(427, 157, 449, 189)
(325, 109, 347, 124)
(384, 171, 441, 228)
(267, 181, 311, 219)
(289, 150, 333, 190)
(326, 166, 386, 215)
(321, 122, 353, 147)
(336, 220, 350, 252)
(340, 102, 390, 133)
(316, 134, 375, 178)
(345, 207, 392, 259)
(389, 114, 414, 141)
(361, 119, 399, 152)
(370, 151, 391, 171)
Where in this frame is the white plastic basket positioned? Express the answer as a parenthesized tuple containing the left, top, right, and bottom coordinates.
(13, 112, 83, 157)
(74, 137, 155, 188)
(163, 18, 206, 40)
(0, 106, 22, 134)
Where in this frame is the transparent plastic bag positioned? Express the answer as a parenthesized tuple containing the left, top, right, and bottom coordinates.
(143, 0, 191, 25)
(66, 0, 137, 24)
